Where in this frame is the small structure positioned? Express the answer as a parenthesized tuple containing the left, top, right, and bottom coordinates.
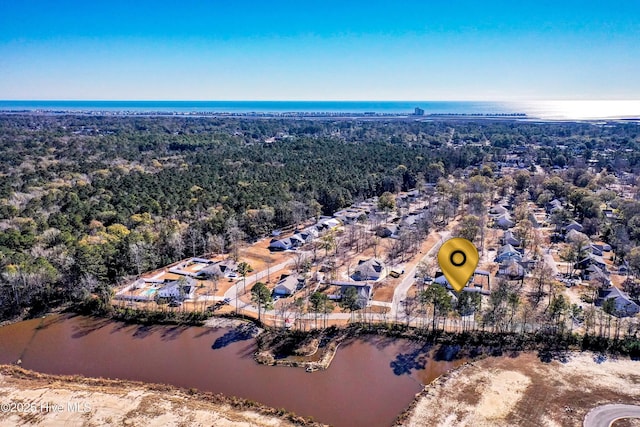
(352, 258, 386, 281)
(596, 286, 640, 317)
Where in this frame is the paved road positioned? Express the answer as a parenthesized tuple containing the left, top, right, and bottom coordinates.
(390, 230, 450, 321)
(223, 254, 297, 312)
(583, 404, 640, 427)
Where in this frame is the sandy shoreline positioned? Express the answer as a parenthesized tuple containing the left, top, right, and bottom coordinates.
(397, 352, 640, 427)
(0, 365, 321, 427)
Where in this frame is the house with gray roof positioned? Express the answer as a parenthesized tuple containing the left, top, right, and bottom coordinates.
(340, 284, 372, 309)
(273, 274, 304, 296)
(502, 231, 521, 246)
(495, 244, 522, 263)
(563, 220, 584, 234)
(494, 214, 515, 229)
(596, 286, 640, 317)
(377, 224, 399, 238)
(498, 259, 525, 280)
(352, 258, 386, 281)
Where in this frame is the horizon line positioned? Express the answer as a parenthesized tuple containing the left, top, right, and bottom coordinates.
(2, 99, 640, 103)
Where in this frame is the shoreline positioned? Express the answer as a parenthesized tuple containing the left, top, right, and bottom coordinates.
(0, 110, 638, 122)
(0, 365, 322, 427)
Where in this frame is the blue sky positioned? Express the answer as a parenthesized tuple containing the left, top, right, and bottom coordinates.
(1, 1, 639, 100)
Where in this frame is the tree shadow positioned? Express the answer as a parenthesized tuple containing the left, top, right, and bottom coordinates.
(36, 312, 77, 330)
(110, 322, 133, 334)
(132, 324, 157, 339)
(433, 344, 461, 362)
(70, 317, 113, 339)
(193, 328, 217, 338)
(389, 343, 432, 376)
(160, 325, 189, 341)
(212, 325, 257, 350)
(537, 347, 571, 363)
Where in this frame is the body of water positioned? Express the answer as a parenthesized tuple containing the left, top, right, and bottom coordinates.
(0, 315, 463, 426)
(1, 100, 639, 120)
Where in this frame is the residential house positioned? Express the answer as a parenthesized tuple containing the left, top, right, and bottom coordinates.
(546, 199, 563, 214)
(269, 237, 293, 251)
(596, 286, 640, 317)
(502, 231, 521, 246)
(583, 264, 610, 285)
(290, 234, 305, 247)
(316, 217, 341, 231)
(401, 212, 426, 227)
(333, 209, 363, 224)
(494, 214, 515, 229)
(352, 258, 386, 281)
(198, 260, 237, 279)
(299, 227, 319, 242)
(434, 272, 449, 286)
(563, 220, 584, 234)
(341, 284, 372, 309)
(489, 204, 508, 216)
(273, 275, 304, 296)
(158, 278, 197, 301)
(377, 224, 399, 238)
(498, 259, 525, 280)
(494, 244, 522, 263)
(576, 253, 607, 271)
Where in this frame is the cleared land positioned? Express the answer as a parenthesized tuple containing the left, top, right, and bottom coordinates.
(399, 352, 640, 427)
(0, 366, 317, 427)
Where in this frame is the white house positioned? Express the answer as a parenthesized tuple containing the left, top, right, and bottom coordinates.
(158, 278, 196, 301)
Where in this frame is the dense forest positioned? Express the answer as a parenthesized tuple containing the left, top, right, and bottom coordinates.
(1, 114, 639, 321)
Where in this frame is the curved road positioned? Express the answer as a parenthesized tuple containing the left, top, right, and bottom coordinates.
(584, 404, 640, 427)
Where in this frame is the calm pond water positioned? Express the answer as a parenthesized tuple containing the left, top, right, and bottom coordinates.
(0, 315, 463, 426)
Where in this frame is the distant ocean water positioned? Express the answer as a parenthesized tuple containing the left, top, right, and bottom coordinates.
(1, 100, 639, 120)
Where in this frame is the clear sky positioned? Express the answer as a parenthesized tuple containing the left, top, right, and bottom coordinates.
(1, 0, 639, 101)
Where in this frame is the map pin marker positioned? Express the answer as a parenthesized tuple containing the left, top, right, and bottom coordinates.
(437, 238, 479, 292)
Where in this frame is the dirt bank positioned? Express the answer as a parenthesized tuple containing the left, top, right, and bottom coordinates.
(398, 352, 640, 427)
(0, 365, 321, 427)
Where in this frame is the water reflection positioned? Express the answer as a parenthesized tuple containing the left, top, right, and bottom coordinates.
(0, 315, 465, 427)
